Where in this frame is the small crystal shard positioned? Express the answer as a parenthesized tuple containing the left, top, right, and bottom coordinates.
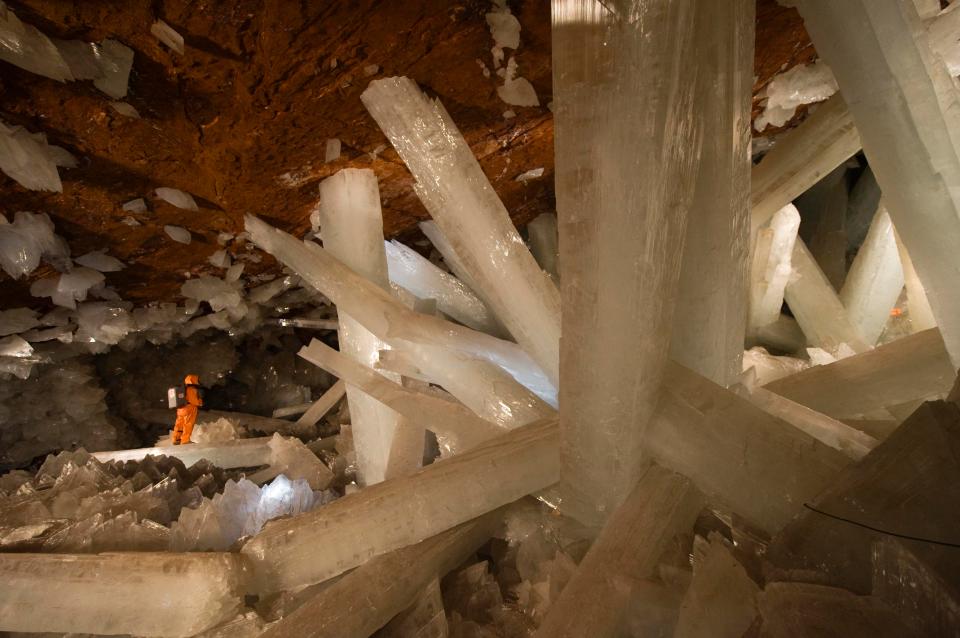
(156, 187, 199, 210)
(324, 138, 341, 163)
(75, 250, 125, 272)
(151, 19, 185, 54)
(122, 197, 147, 212)
(164, 224, 192, 244)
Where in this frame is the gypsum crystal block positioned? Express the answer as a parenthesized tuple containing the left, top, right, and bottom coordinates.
(673, 535, 760, 638)
(894, 228, 937, 332)
(378, 342, 556, 428)
(552, 0, 703, 526)
(794, 0, 960, 370)
(319, 168, 411, 485)
(670, 0, 753, 388)
(839, 206, 904, 345)
(240, 417, 559, 594)
(783, 239, 869, 352)
(764, 327, 954, 419)
(299, 339, 504, 452)
(526, 212, 559, 281)
(296, 379, 346, 427)
(361, 77, 561, 385)
(767, 399, 960, 595)
(257, 513, 497, 638)
(385, 239, 504, 336)
(534, 464, 704, 638)
(245, 215, 556, 404)
(750, 93, 861, 234)
(0, 551, 248, 637)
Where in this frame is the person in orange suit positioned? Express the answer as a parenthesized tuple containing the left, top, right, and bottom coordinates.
(172, 374, 203, 445)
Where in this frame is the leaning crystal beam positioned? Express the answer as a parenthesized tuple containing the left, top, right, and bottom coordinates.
(748, 204, 801, 338)
(794, 0, 960, 370)
(551, 0, 704, 526)
(0, 552, 248, 637)
(361, 76, 562, 385)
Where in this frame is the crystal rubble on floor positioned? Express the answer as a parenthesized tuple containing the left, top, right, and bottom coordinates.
(534, 464, 705, 637)
(733, 369, 878, 460)
(672, 534, 760, 638)
(748, 204, 801, 340)
(377, 342, 555, 427)
(795, 0, 960, 371)
(526, 212, 559, 282)
(750, 93, 861, 233)
(766, 396, 960, 596)
(839, 206, 905, 345)
(384, 238, 504, 336)
(0, 551, 248, 637)
(245, 215, 556, 404)
(670, 0, 753, 389)
(239, 417, 559, 594)
(764, 327, 954, 420)
(784, 239, 869, 353)
(258, 513, 500, 638)
(0, 119, 76, 192)
(170, 474, 336, 552)
(362, 76, 562, 385)
(552, 0, 706, 526)
(299, 339, 504, 453)
(318, 168, 414, 485)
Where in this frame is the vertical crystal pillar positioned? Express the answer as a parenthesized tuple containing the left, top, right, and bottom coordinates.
(748, 204, 801, 336)
(671, 0, 754, 387)
(362, 78, 562, 385)
(318, 168, 415, 485)
(552, 0, 702, 525)
(839, 206, 905, 345)
(794, 0, 960, 370)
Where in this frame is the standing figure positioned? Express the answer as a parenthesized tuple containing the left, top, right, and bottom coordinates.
(172, 374, 204, 445)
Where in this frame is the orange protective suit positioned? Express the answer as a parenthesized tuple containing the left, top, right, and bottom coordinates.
(172, 374, 203, 444)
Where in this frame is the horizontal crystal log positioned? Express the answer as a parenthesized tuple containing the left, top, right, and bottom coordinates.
(296, 379, 346, 427)
(93, 437, 274, 468)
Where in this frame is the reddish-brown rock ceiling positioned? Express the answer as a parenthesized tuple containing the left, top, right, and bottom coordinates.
(0, 0, 813, 309)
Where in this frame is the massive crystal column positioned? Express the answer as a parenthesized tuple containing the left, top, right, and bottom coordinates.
(318, 168, 413, 485)
(839, 206, 905, 345)
(794, 0, 960, 370)
(0, 552, 247, 636)
(534, 465, 704, 637)
(362, 77, 562, 384)
(748, 204, 801, 337)
(894, 229, 937, 332)
(671, 0, 753, 387)
(552, 0, 703, 526)
(783, 240, 869, 352)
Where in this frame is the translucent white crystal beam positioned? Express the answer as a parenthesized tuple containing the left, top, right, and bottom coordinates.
(384, 239, 504, 336)
(296, 379, 346, 427)
(670, 0, 754, 387)
(783, 240, 869, 352)
(418, 220, 486, 297)
(319, 167, 411, 485)
(299, 339, 505, 451)
(240, 417, 559, 594)
(361, 77, 561, 384)
(256, 514, 497, 638)
(750, 93, 861, 233)
(839, 206, 904, 345)
(793, 0, 960, 370)
(552, 0, 704, 525)
(894, 227, 937, 332)
(534, 465, 704, 638)
(245, 215, 556, 403)
(92, 437, 275, 468)
(764, 327, 955, 420)
(749, 204, 801, 335)
(0, 552, 248, 637)
(526, 212, 559, 281)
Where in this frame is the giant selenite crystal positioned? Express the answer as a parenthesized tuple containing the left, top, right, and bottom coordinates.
(361, 77, 562, 385)
(318, 167, 412, 485)
(794, 0, 960, 370)
(0, 552, 248, 636)
(552, 0, 704, 525)
(670, 0, 753, 387)
(749, 204, 801, 337)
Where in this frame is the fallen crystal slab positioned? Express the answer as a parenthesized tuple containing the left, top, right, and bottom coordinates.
(257, 514, 498, 638)
(164, 224, 192, 244)
(385, 239, 504, 336)
(0, 551, 248, 637)
(156, 186, 199, 210)
(93, 437, 275, 469)
(362, 77, 560, 384)
(535, 465, 704, 637)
